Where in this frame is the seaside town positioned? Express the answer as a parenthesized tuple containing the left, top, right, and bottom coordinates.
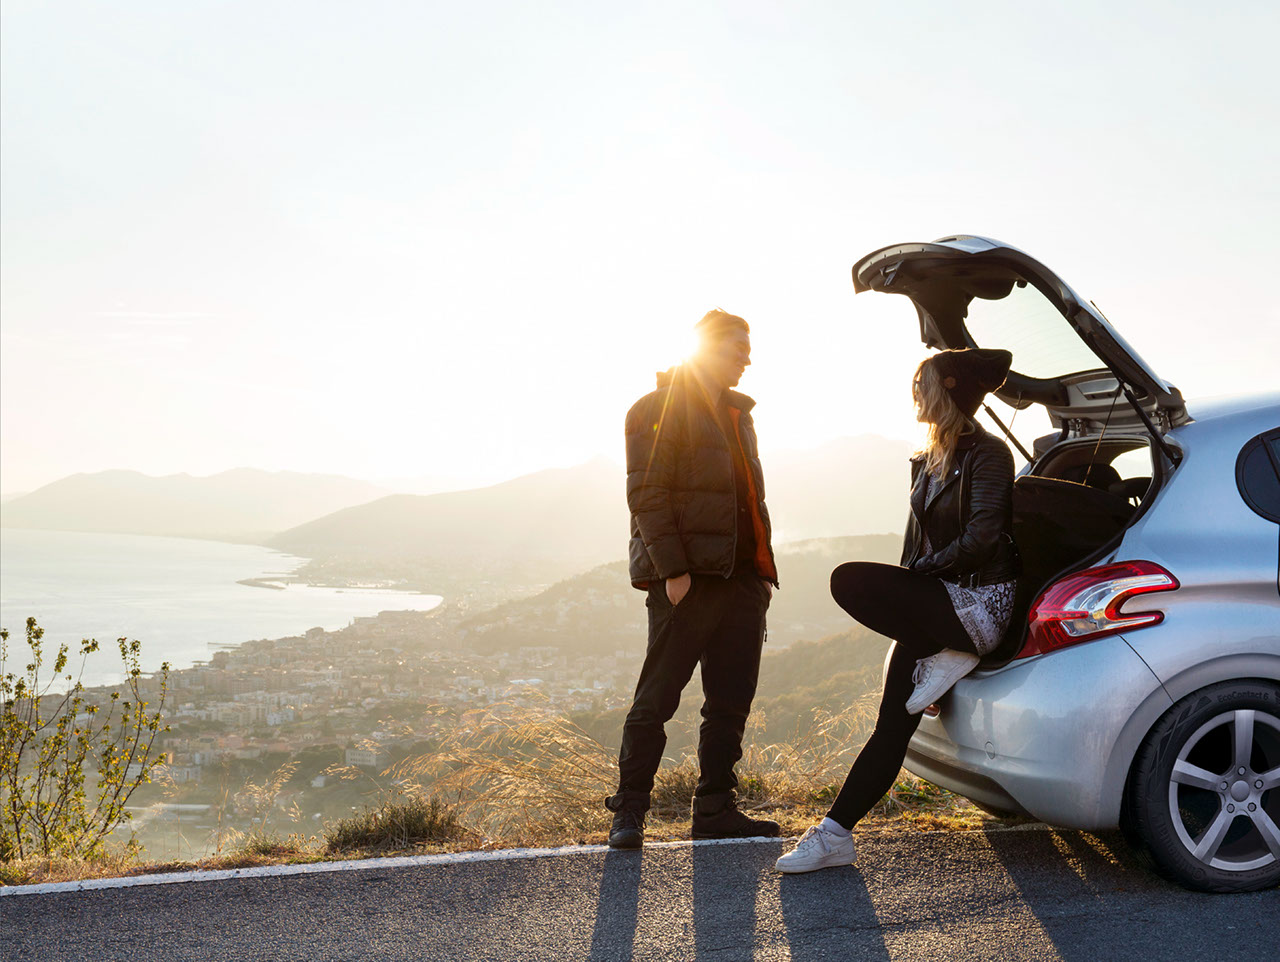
(88, 566, 647, 856)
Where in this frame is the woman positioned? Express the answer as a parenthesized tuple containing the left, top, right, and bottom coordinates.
(775, 347, 1021, 874)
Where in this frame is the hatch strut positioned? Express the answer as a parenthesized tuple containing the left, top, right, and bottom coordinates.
(980, 402, 1033, 462)
(1082, 340, 1184, 467)
(1084, 386, 1123, 486)
(1116, 379, 1182, 466)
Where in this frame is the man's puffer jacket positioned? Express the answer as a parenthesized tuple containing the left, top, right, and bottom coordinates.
(901, 424, 1021, 588)
(625, 366, 776, 589)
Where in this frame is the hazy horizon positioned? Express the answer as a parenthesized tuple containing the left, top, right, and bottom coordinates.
(0, 429, 911, 498)
(4, 1, 1277, 495)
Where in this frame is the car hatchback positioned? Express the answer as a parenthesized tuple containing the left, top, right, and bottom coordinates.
(852, 235, 1280, 893)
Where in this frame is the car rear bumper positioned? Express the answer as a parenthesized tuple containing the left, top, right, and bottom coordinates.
(904, 634, 1174, 830)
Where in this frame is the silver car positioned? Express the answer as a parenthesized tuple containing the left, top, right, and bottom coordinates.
(853, 236, 1280, 893)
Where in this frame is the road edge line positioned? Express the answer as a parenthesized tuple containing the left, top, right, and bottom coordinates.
(1, 823, 1053, 897)
(0, 836, 763, 897)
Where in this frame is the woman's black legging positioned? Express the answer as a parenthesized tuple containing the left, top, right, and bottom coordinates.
(825, 561, 978, 829)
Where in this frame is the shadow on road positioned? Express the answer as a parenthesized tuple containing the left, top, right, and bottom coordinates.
(588, 849, 642, 961)
(983, 827, 1173, 960)
(778, 864, 891, 960)
(692, 841, 760, 958)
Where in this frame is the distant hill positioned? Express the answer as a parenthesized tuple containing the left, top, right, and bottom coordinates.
(271, 458, 627, 584)
(457, 534, 902, 655)
(765, 435, 912, 542)
(270, 436, 909, 580)
(769, 534, 902, 640)
(0, 468, 389, 542)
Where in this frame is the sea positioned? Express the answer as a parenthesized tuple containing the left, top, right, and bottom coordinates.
(0, 528, 442, 689)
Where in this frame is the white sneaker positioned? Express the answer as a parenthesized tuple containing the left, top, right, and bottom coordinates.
(774, 825, 857, 874)
(905, 649, 980, 715)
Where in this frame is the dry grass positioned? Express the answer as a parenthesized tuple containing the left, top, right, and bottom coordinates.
(0, 833, 330, 887)
(324, 795, 469, 854)
(1, 695, 1011, 886)
(395, 690, 997, 848)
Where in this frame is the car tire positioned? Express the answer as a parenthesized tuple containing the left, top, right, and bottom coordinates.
(1123, 680, 1280, 893)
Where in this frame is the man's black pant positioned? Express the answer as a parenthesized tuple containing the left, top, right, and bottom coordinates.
(614, 570, 770, 800)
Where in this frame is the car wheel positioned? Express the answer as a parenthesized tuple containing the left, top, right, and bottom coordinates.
(1124, 680, 1280, 893)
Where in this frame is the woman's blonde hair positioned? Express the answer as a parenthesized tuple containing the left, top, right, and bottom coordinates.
(914, 355, 970, 477)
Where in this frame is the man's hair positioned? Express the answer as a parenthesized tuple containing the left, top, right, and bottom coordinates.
(693, 309, 749, 347)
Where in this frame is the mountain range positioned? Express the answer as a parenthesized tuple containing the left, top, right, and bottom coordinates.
(2, 436, 913, 578)
(267, 436, 911, 579)
(0, 468, 389, 543)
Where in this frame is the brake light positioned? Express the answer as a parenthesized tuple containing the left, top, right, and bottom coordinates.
(1017, 560, 1179, 659)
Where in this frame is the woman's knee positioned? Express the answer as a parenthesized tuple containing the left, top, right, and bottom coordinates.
(830, 562, 879, 615)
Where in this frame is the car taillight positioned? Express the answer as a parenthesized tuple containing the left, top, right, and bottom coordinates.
(1017, 560, 1179, 659)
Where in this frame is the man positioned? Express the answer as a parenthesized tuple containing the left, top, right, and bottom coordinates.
(605, 309, 781, 849)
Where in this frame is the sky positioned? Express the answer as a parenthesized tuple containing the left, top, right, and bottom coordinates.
(2, 0, 1277, 496)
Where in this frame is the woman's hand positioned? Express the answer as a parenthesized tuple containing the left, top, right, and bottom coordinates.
(666, 572, 692, 606)
(911, 554, 944, 576)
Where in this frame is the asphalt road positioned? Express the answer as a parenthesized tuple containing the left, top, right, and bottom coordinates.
(3, 827, 1277, 961)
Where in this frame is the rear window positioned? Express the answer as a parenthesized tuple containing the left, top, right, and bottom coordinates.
(1236, 429, 1280, 524)
(962, 280, 1102, 381)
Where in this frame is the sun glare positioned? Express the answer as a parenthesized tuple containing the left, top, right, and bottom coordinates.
(679, 330, 702, 365)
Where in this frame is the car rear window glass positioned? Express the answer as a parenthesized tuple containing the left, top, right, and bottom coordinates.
(962, 281, 1103, 381)
(1236, 429, 1280, 524)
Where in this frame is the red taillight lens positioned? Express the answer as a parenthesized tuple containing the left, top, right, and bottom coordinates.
(1017, 560, 1179, 659)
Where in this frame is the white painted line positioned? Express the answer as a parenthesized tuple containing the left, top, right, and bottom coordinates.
(0, 836, 767, 898)
(0, 823, 1050, 898)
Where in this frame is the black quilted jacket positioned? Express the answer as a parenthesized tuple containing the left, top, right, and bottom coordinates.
(625, 367, 777, 589)
(901, 424, 1021, 588)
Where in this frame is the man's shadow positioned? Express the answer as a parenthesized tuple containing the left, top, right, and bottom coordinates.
(587, 849, 643, 961)
(692, 841, 760, 958)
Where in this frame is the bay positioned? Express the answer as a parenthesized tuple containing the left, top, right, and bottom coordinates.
(0, 528, 442, 689)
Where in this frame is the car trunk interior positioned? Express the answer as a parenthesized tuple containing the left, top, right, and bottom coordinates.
(981, 435, 1160, 665)
(850, 239, 1191, 666)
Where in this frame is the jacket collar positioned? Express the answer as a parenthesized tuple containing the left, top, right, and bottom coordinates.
(954, 424, 984, 450)
(655, 366, 756, 413)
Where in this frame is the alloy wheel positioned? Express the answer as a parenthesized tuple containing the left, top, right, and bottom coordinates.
(1167, 708, 1280, 872)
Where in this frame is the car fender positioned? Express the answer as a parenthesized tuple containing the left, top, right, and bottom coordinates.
(1156, 653, 1280, 704)
(1099, 651, 1280, 826)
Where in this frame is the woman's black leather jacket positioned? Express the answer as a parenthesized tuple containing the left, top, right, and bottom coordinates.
(900, 424, 1020, 588)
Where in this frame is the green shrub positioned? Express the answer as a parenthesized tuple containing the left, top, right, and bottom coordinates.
(1, 617, 169, 860)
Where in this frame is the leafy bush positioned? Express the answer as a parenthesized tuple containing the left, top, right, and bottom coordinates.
(1, 617, 169, 860)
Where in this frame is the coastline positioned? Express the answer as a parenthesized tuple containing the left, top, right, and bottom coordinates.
(235, 578, 286, 590)
(0, 528, 445, 689)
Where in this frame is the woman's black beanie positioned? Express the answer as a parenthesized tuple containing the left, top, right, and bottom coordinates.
(931, 348, 1013, 417)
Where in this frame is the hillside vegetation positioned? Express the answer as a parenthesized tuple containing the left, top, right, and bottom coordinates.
(458, 533, 901, 655)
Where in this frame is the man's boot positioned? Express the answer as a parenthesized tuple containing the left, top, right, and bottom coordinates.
(604, 791, 650, 849)
(691, 792, 780, 840)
